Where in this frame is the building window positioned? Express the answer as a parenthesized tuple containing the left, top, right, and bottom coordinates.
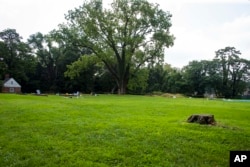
(9, 88, 14, 92)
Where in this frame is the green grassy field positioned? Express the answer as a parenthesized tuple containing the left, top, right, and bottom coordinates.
(0, 94, 249, 167)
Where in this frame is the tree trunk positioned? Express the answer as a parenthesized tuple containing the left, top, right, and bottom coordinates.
(117, 79, 127, 95)
(116, 64, 129, 94)
(187, 114, 216, 125)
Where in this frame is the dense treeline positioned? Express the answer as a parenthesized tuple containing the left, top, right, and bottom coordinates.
(0, 0, 249, 97)
(0, 28, 249, 98)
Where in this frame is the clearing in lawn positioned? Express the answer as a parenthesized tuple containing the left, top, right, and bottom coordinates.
(0, 94, 249, 166)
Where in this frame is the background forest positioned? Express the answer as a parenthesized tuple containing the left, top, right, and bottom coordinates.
(0, 0, 250, 98)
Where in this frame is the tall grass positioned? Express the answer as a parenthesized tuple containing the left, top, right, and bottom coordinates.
(0, 94, 249, 166)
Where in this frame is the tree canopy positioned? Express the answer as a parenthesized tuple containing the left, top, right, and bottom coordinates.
(215, 47, 250, 97)
(0, 29, 35, 84)
(61, 0, 174, 94)
(181, 47, 250, 98)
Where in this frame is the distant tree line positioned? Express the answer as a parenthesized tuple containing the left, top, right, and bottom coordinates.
(0, 0, 249, 98)
(0, 28, 249, 98)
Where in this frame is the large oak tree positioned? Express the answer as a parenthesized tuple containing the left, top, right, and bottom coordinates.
(62, 0, 174, 94)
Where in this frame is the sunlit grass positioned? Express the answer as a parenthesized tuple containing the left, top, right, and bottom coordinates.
(0, 94, 249, 166)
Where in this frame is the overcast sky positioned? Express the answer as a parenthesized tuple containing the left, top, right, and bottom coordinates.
(0, 0, 250, 68)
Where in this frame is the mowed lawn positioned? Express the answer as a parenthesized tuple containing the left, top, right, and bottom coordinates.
(0, 94, 249, 167)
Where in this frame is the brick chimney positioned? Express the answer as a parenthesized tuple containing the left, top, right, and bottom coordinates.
(5, 74, 10, 79)
(4, 74, 10, 81)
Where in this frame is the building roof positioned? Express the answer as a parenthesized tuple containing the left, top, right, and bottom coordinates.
(3, 78, 21, 88)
